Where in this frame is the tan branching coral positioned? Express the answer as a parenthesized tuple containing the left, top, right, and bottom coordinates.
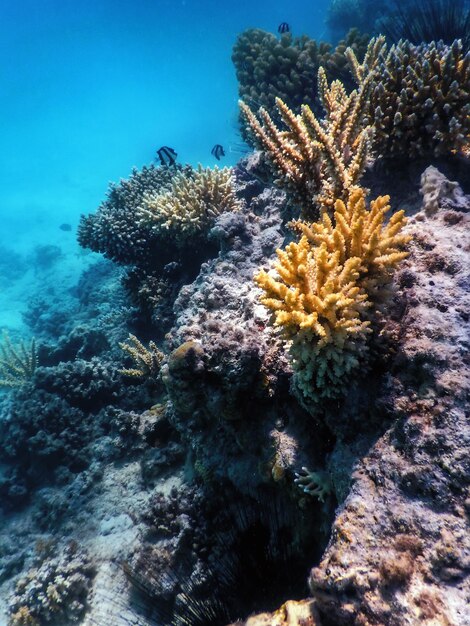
(119, 334, 164, 379)
(232, 27, 370, 142)
(348, 38, 470, 157)
(0, 332, 37, 389)
(240, 37, 385, 218)
(255, 189, 410, 406)
(138, 165, 241, 246)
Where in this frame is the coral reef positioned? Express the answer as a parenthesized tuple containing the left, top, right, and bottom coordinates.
(0, 333, 37, 389)
(77, 163, 187, 267)
(78, 162, 241, 328)
(255, 234, 372, 405)
(255, 189, 409, 407)
(118, 333, 164, 379)
(232, 28, 370, 142)
(241, 34, 469, 166)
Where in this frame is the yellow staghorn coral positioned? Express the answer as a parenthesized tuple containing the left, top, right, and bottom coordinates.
(255, 236, 372, 404)
(291, 188, 411, 306)
(256, 189, 410, 407)
(138, 165, 240, 246)
(240, 37, 385, 219)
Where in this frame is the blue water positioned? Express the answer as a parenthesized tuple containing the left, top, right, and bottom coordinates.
(0, 0, 330, 250)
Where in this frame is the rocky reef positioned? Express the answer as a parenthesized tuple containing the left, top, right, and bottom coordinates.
(0, 23, 469, 626)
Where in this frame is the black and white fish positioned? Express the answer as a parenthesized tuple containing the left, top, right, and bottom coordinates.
(156, 146, 177, 166)
(278, 22, 290, 34)
(211, 144, 225, 160)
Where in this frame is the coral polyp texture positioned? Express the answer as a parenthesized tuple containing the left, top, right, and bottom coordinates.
(255, 189, 409, 406)
(138, 165, 241, 246)
(255, 236, 371, 404)
(368, 38, 470, 157)
(0, 333, 37, 389)
(240, 37, 384, 218)
(8, 545, 94, 626)
(78, 162, 241, 324)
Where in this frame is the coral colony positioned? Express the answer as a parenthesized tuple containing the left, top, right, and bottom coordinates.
(1, 5, 469, 626)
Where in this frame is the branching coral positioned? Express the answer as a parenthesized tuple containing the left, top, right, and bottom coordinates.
(255, 189, 409, 406)
(240, 37, 384, 218)
(138, 165, 241, 246)
(0, 332, 37, 389)
(78, 162, 240, 323)
(119, 333, 164, 379)
(8, 545, 94, 626)
(349, 38, 470, 157)
(294, 467, 332, 503)
(78, 163, 189, 266)
(291, 188, 410, 306)
(232, 27, 370, 142)
(255, 235, 371, 403)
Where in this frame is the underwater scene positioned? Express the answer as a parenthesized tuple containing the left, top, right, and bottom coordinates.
(0, 0, 469, 624)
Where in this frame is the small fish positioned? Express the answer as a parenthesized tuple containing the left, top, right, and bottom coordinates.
(156, 146, 177, 166)
(211, 144, 225, 160)
(278, 22, 290, 34)
(59, 223, 72, 232)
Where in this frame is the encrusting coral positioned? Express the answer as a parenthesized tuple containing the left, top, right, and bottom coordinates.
(255, 188, 410, 406)
(138, 165, 241, 246)
(240, 37, 385, 218)
(0, 332, 37, 389)
(119, 333, 164, 379)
